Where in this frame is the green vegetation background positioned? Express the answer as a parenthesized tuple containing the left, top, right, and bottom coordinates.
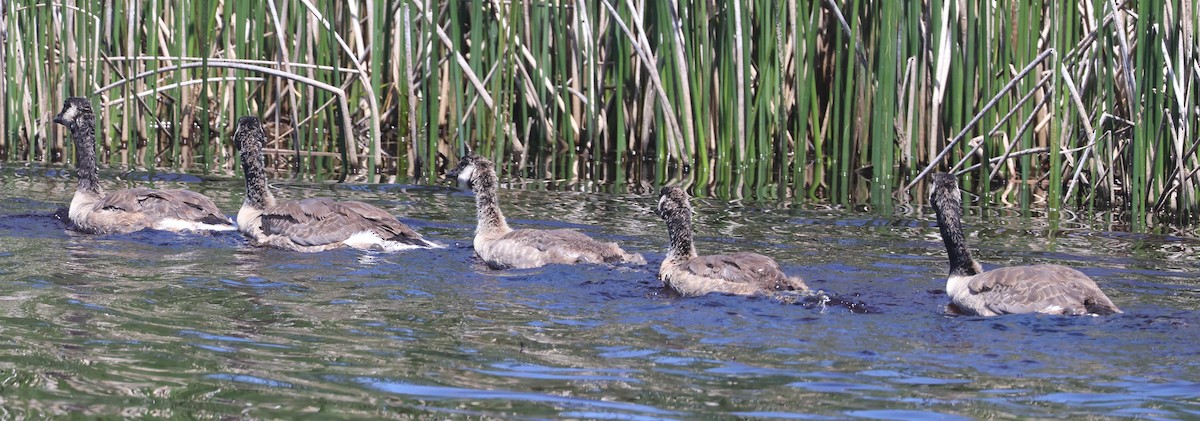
(2, 0, 1197, 232)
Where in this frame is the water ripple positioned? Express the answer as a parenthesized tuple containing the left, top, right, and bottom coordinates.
(354, 377, 682, 417)
(1, 169, 1198, 418)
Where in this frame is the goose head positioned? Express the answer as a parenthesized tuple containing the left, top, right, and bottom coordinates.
(929, 173, 961, 211)
(447, 154, 494, 192)
(233, 116, 267, 157)
(656, 186, 693, 222)
(53, 97, 94, 135)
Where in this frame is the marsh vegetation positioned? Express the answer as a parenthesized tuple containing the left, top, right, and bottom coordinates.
(2, 0, 1198, 232)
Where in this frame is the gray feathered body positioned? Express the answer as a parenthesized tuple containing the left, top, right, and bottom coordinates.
(947, 264, 1122, 316)
(930, 173, 1121, 316)
(248, 197, 436, 252)
(660, 252, 807, 297)
(448, 154, 645, 269)
(478, 228, 645, 270)
(656, 186, 807, 297)
(71, 188, 234, 234)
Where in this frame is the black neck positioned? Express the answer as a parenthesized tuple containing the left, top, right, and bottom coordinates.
(72, 114, 101, 196)
(472, 163, 509, 231)
(934, 193, 981, 277)
(239, 146, 276, 209)
(663, 208, 697, 260)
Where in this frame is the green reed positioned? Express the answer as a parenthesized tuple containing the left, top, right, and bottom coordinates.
(3, 0, 1199, 232)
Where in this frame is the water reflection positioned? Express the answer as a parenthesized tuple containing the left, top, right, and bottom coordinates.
(0, 168, 1197, 418)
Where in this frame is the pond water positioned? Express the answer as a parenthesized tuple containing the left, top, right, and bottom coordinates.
(0, 165, 1197, 419)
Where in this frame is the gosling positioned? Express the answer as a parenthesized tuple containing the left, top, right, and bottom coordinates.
(233, 116, 438, 252)
(53, 97, 234, 234)
(447, 154, 645, 269)
(928, 172, 1121, 316)
(655, 186, 807, 297)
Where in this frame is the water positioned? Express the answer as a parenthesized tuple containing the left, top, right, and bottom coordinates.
(0, 165, 1198, 419)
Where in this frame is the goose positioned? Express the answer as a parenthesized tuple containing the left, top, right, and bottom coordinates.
(233, 116, 438, 252)
(655, 186, 808, 297)
(52, 97, 234, 234)
(928, 172, 1121, 316)
(447, 154, 645, 269)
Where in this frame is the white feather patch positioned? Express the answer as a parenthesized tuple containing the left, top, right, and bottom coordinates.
(343, 231, 442, 251)
(1038, 305, 1065, 314)
(946, 274, 973, 299)
(154, 218, 236, 232)
(456, 164, 476, 188)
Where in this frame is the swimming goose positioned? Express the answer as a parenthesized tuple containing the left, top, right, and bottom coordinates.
(929, 172, 1121, 316)
(233, 116, 438, 252)
(655, 186, 808, 297)
(53, 97, 234, 234)
(447, 154, 645, 269)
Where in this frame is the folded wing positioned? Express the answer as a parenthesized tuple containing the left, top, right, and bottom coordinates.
(100, 188, 231, 226)
(506, 229, 633, 261)
(261, 198, 429, 247)
(968, 265, 1121, 315)
(681, 252, 807, 291)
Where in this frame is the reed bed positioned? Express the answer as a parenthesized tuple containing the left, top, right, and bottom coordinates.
(2, 0, 1198, 232)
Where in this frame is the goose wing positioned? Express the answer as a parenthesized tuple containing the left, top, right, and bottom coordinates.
(261, 198, 427, 247)
(681, 252, 806, 291)
(499, 229, 594, 251)
(494, 228, 635, 264)
(99, 188, 231, 225)
(968, 264, 1121, 315)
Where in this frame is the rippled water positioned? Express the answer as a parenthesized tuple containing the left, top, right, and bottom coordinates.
(0, 165, 1198, 419)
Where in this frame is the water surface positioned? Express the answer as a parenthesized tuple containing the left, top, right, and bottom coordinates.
(0, 165, 1197, 419)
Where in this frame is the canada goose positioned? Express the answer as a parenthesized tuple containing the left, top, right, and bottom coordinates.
(447, 154, 645, 269)
(929, 172, 1121, 316)
(52, 97, 234, 234)
(233, 116, 438, 252)
(655, 186, 808, 297)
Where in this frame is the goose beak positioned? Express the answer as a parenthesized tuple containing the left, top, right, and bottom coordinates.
(445, 167, 465, 189)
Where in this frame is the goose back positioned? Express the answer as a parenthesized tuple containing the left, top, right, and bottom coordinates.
(82, 188, 234, 232)
(478, 228, 646, 269)
(258, 197, 434, 250)
(661, 252, 807, 297)
(949, 264, 1122, 316)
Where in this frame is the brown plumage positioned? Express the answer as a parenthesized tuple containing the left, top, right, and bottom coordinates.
(447, 154, 645, 269)
(53, 97, 234, 235)
(233, 117, 437, 252)
(655, 186, 807, 297)
(929, 172, 1121, 316)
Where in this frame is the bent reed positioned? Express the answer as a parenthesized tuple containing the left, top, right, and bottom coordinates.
(5, 1, 1197, 233)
